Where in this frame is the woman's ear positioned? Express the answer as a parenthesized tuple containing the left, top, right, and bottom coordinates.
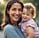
(7, 9, 10, 14)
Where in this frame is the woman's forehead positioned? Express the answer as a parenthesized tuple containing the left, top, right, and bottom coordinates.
(13, 3, 21, 6)
(11, 3, 22, 8)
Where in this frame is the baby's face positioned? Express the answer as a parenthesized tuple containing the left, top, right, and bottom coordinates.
(22, 8, 32, 22)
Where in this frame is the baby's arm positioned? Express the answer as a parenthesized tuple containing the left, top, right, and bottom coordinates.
(26, 26, 35, 38)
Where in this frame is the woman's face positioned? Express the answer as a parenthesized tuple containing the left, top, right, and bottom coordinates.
(8, 3, 22, 22)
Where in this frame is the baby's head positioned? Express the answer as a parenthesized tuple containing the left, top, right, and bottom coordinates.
(22, 3, 36, 22)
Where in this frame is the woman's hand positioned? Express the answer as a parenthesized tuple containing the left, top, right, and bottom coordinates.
(26, 26, 35, 38)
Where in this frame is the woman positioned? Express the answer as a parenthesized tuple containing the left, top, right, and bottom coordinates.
(1, 0, 25, 38)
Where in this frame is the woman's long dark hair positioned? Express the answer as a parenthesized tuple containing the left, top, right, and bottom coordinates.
(1, 0, 24, 28)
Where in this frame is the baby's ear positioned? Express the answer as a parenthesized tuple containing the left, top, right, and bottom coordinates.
(32, 6, 36, 18)
(32, 15, 34, 18)
(32, 12, 36, 18)
(32, 11, 36, 18)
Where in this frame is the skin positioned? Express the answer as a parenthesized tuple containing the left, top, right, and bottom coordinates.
(22, 8, 32, 22)
(22, 8, 35, 38)
(7, 3, 22, 26)
(26, 27, 35, 38)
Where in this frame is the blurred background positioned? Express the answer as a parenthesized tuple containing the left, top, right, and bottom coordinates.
(0, 0, 39, 38)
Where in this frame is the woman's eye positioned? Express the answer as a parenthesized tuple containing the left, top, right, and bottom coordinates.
(12, 8, 16, 11)
(22, 13, 25, 15)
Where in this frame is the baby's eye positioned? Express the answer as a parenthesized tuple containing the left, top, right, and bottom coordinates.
(18, 9, 22, 11)
(27, 14, 29, 16)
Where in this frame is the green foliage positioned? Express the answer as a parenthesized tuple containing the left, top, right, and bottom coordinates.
(0, 6, 4, 25)
(0, 3, 5, 25)
(0, 5, 5, 12)
(4, 0, 8, 2)
(0, 12, 3, 25)
(22, 0, 35, 3)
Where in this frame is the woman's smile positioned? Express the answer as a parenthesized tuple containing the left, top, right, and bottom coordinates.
(8, 3, 22, 22)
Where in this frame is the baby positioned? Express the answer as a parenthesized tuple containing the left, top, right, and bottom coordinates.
(19, 3, 39, 38)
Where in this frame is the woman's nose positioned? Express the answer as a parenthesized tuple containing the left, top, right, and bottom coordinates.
(16, 10, 19, 14)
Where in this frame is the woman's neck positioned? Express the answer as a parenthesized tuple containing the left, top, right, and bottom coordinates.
(11, 20, 17, 26)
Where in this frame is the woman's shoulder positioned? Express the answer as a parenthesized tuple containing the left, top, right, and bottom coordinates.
(4, 24, 15, 31)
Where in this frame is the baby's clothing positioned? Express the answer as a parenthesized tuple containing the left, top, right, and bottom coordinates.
(19, 19, 39, 38)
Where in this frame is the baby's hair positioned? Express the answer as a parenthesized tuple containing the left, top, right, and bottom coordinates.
(24, 3, 36, 18)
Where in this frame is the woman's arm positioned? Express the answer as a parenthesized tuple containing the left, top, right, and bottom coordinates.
(26, 26, 35, 38)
